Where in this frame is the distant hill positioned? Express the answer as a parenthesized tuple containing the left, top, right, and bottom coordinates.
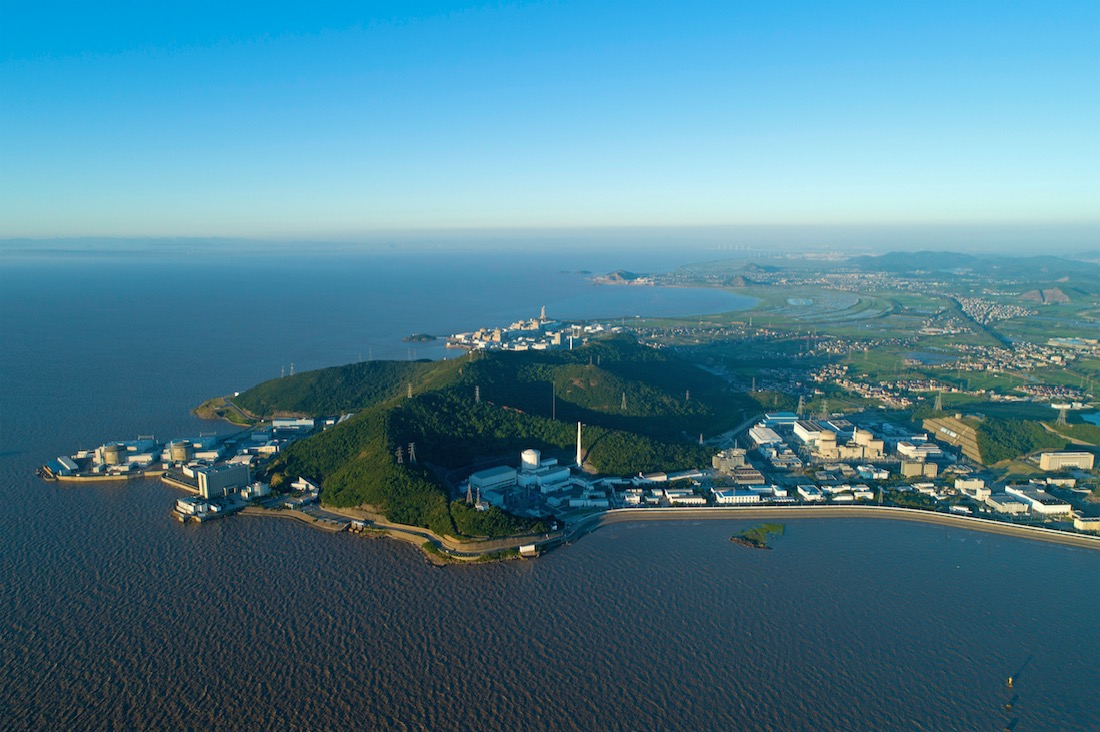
(224, 336, 756, 538)
(847, 251, 1100, 281)
(1021, 287, 1070, 304)
(596, 270, 646, 284)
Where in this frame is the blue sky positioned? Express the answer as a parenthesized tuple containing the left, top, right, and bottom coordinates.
(1, 1, 1097, 238)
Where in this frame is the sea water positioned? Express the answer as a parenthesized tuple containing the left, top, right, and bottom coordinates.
(1, 249, 1096, 731)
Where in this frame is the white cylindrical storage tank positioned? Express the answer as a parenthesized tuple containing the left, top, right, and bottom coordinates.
(521, 449, 541, 472)
(169, 441, 194, 463)
(102, 443, 125, 465)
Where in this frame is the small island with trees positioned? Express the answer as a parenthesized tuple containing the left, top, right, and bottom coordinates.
(731, 523, 786, 550)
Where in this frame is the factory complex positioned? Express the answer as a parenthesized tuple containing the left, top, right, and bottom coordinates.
(39, 417, 340, 523)
(447, 306, 617, 352)
(456, 416, 1096, 533)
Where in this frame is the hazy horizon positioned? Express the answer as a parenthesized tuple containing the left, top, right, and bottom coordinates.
(2, 223, 1098, 261)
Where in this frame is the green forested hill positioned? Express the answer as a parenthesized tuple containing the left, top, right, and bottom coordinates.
(974, 418, 1068, 464)
(233, 359, 464, 417)
(231, 336, 754, 538)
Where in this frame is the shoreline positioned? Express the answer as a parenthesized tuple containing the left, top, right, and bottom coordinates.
(51, 470, 1100, 556)
(567, 506, 1100, 551)
(233, 501, 1100, 557)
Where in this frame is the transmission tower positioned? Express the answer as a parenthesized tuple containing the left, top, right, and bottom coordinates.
(797, 395, 805, 417)
(475, 385, 480, 404)
(934, 391, 944, 411)
(621, 392, 627, 411)
(408, 442, 416, 463)
(1056, 407, 1068, 427)
(395, 447, 404, 464)
(466, 483, 474, 505)
(685, 389, 691, 403)
(290, 363, 295, 376)
(407, 383, 413, 399)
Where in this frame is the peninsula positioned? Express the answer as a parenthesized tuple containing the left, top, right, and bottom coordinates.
(39, 249, 1100, 559)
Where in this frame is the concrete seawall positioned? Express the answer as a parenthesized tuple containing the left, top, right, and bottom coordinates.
(55, 470, 166, 483)
(573, 505, 1100, 550)
(239, 506, 346, 532)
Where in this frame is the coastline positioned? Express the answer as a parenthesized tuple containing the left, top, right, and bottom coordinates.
(568, 505, 1100, 551)
(221, 499, 1100, 558)
(49, 467, 1100, 557)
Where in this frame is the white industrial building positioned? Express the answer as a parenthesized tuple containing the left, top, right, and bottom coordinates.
(764, 412, 799, 428)
(175, 497, 212, 515)
(273, 418, 315, 431)
(291, 477, 319, 493)
(901, 460, 938, 478)
(985, 493, 1029, 515)
(797, 485, 824, 502)
(748, 424, 783, 447)
(569, 490, 610, 509)
(195, 463, 251, 499)
(712, 488, 760, 505)
(1005, 486, 1073, 515)
(240, 481, 271, 500)
(793, 420, 834, 447)
(469, 466, 518, 492)
(851, 486, 875, 501)
(824, 419, 856, 439)
(1039, 452, 1095, 471)
(1073, 515, 1100, 532)
(897, 442, 944, 460)
(517, 466, 571, 491)
(955, 478, 990, 500)
(665, 488, 707, 506)
(50, 456, 79, 476)
(856, 465, 889, 481)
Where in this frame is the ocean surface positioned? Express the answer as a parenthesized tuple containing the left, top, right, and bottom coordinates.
(1, 249, 1097, 731)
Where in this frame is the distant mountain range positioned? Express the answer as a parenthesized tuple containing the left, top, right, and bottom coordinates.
(846, 251, 1100, 282)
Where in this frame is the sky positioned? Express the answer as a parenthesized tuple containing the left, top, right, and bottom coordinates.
(1, 1, 1098, 240)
